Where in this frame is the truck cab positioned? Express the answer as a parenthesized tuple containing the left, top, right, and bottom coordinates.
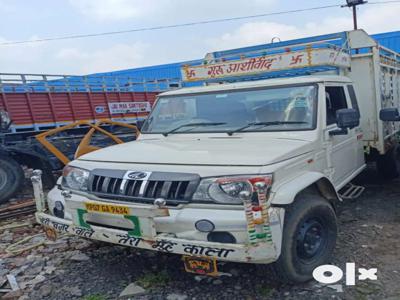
(36, 75, 362, 283)
(33, 29, 400, 283)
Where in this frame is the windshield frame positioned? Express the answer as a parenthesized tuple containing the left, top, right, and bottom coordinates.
(141, 83, 319, 135)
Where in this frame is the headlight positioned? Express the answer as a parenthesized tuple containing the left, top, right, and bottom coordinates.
(62, 166, 89, 191)
(192, 174, 272, 204)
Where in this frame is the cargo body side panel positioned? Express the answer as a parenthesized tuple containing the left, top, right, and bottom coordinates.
(0, 92, 158, 132)
(346, 31, 400, 154)
(346, 54, 380, 148)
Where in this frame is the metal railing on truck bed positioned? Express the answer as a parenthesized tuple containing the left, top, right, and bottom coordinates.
(181, 31, 351, 83)
(180, 30, 399, 84)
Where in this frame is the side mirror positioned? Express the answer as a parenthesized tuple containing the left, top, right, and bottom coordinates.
(336, 108, 360, 129)
(379, 108, 400, 121)
(329, 108, 359, 136)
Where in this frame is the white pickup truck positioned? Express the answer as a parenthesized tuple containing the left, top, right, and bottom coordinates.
(32, 30, 400, 283)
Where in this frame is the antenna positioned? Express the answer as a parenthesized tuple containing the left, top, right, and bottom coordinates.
(271, 37, 281, 43)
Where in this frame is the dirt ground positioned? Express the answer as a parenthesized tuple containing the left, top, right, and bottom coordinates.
(1, 169, 399, 300)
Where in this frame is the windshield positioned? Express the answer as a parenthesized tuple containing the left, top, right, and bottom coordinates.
(141, 84, 317, 134)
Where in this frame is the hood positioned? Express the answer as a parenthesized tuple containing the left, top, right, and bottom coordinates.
(79, 135, 313, 167)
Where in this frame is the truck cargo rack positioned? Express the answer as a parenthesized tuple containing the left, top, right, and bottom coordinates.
(181, 31, 352, 83)
(0, 73, 182, 93)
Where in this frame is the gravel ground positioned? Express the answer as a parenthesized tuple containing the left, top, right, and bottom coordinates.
(1, 170, 399, 300)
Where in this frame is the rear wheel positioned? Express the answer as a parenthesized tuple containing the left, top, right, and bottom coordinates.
(272, 196, 337, 283)
(0, 157, 24, 204)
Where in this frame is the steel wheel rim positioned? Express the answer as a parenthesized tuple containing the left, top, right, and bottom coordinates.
(296, 218, 326, 260)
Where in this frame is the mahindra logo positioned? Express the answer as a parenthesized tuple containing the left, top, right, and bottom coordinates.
(127, 172, 148, 180)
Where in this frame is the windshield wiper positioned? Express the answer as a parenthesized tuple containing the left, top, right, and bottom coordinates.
(163, 122, 227, 136)
(227, 121, 307, 136)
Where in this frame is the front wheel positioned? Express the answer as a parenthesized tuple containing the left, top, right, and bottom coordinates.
(0, 156, 24, 204)
(272, 196, 337, 283)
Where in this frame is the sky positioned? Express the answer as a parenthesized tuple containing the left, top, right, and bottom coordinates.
(0, 0, 399, 75)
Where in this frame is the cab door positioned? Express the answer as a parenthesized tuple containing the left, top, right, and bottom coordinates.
(347, 84, 365, 171)
(323, 84, 360, 188)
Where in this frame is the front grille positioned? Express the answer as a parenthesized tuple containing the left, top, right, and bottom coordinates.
(88, 169, 200, 205)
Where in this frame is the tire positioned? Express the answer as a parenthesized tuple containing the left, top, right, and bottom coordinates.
(376, 146, 400, 180)
(0, 157, 25, 204)
(272, 196, 337, 283)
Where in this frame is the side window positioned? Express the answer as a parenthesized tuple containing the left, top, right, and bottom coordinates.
(325, 86, 348, 125)
(347, 85, 360, 115)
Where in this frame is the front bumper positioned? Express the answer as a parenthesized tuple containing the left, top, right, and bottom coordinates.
(32, 171, 282, 264)
(36, 212, 278, 263)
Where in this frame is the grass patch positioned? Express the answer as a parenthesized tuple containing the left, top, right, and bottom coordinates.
(82, 294, 107, 300)
(256, 284, 273, 298)
(136, 271, 169, 288)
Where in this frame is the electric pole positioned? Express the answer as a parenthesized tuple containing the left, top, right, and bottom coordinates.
(343, 0, 368, 30)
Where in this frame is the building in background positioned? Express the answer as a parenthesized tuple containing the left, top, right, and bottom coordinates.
(373, 31, 400, 52)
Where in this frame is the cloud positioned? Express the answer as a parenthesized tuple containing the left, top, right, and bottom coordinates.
(0, 36, 149, 74)
(1, 2, 398, 75)
(69, 0, 276, 21)
(357, 4, 400, 34)
(0, 36, 56, 74)
(68, 0, 155, 21)
(56, 42, 149, 74)
(207, 4, 398, 51)
(209, 22, 304, 51)
(0, 0, 15, 13)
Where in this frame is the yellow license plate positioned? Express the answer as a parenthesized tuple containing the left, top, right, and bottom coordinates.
(85, 202, 130, 215)
(183, 256, 218, 276)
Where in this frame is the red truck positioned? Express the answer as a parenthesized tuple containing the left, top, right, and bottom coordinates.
(0, 73, 175, 203)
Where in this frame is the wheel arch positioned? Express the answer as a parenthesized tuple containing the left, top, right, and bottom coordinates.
(271, 172, 340, 210)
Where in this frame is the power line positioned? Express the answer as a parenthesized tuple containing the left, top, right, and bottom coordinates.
(1, 1, 399, 46)
(0, 4, 344, 46)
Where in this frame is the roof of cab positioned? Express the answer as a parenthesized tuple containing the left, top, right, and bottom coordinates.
(159, 75, 352, 96)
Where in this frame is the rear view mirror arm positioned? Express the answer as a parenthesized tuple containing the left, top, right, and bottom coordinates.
(329, 128, 349, 136)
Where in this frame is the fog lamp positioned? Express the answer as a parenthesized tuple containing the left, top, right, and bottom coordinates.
(207, 232, 236, 244)
(195, 219, 215, 232)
